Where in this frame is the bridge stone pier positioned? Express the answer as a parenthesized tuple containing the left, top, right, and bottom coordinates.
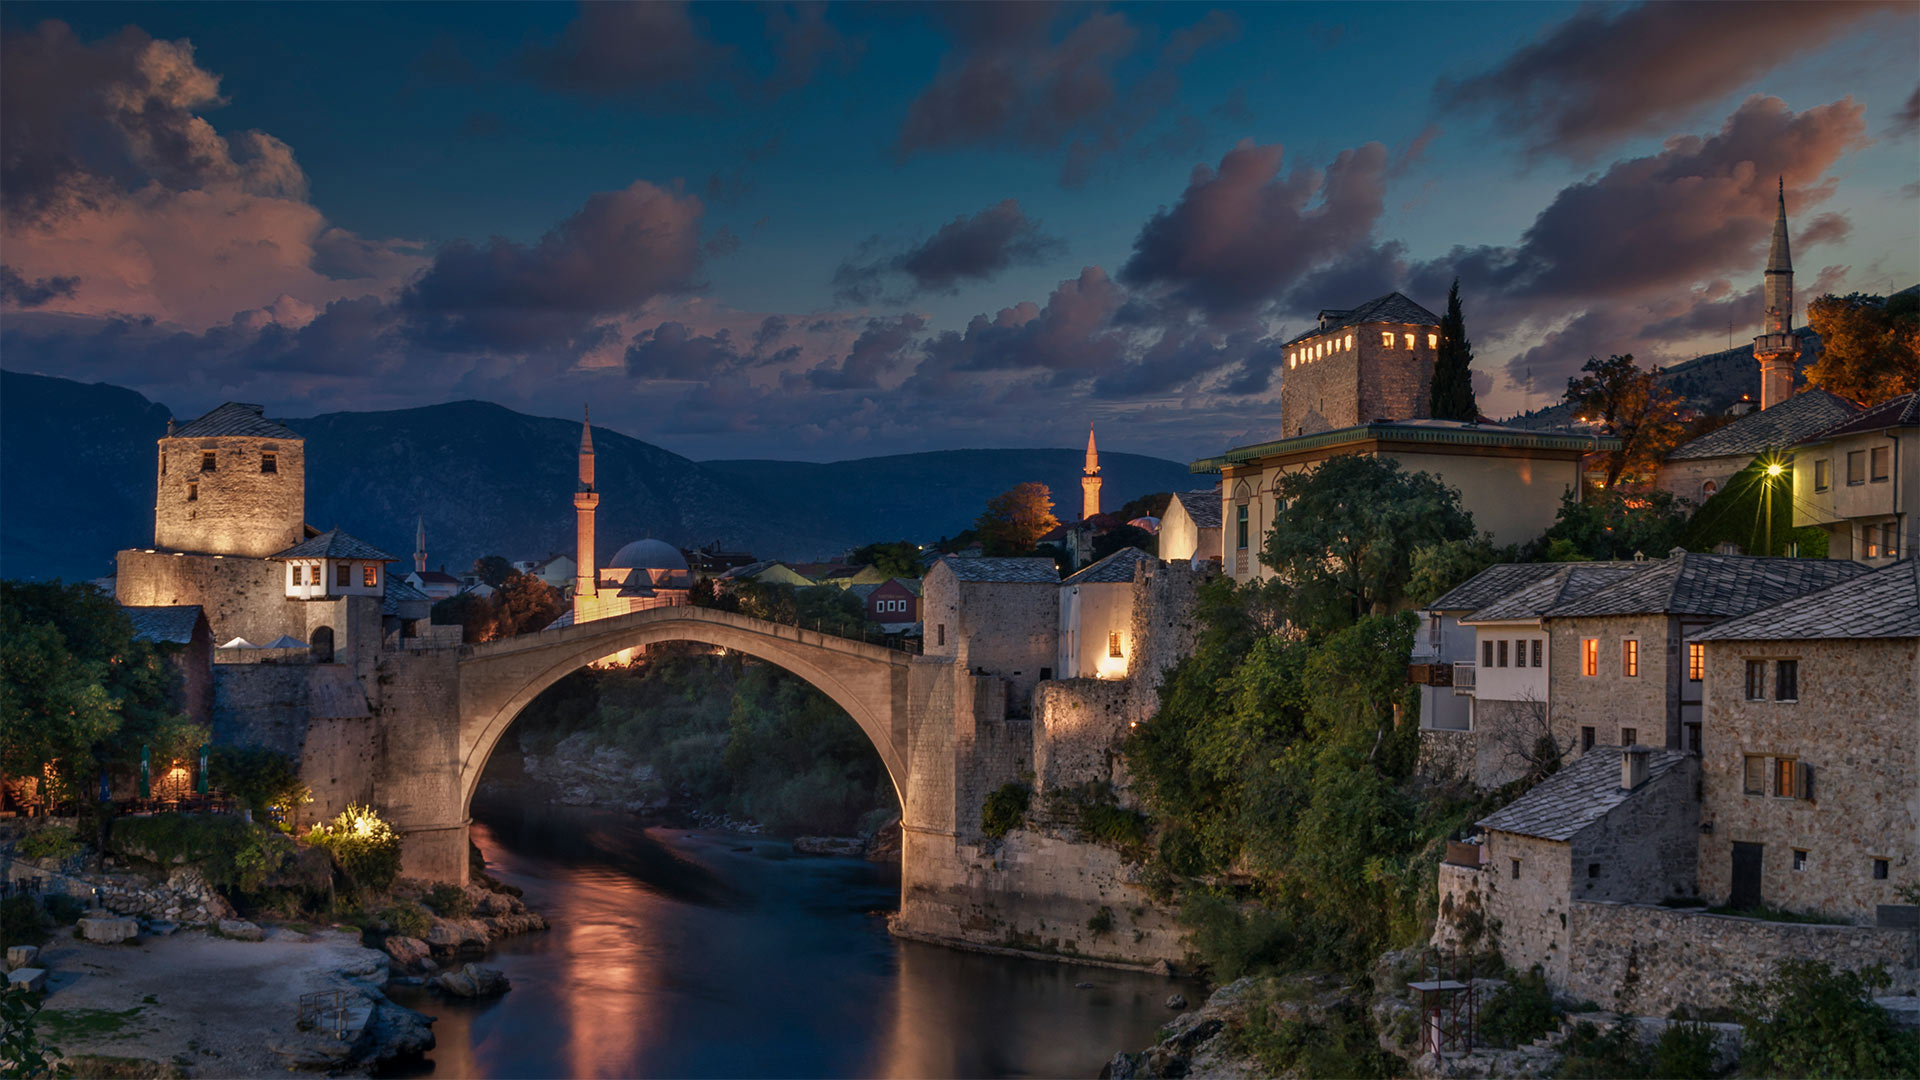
(369, 606, 959, 887)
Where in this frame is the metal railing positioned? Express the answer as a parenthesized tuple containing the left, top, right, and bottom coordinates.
(1452, 661, 1476, 696)
(298, 989, 351, 1041)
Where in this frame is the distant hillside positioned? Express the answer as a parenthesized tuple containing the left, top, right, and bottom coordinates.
(0, 371, 1193, 581)
(1503, 327, 1821, 429)
(699, 450, 1199, 546)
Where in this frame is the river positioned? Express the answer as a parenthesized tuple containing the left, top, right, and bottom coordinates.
(381, 803, 1192, 1079)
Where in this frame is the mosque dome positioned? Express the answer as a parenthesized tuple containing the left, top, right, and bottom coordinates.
(607, 538, 689, 572)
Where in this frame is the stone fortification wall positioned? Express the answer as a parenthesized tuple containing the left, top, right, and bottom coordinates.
(152, 435, 305, 558)
(922, 568, 1059, 714)
(117, 550, 294, 646)
(1563, 901, 1918, 1015)
(213, 663, 311, 757)
(1356, 328, 1436, 428)
(1034, 679, 1130, 795)
(365, 647, 468, 882)
(1124, 561, 1203, 725)
(1474, 831, 1576, 984)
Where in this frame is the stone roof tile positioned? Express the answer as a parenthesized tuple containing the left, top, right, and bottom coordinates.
(1545, 553, 1869, 620)
(1478, 747, 1691, 841)
(1280, 292, 1441, 346)
(1174, 490, 1223, 528)
(1692, 558, 1920, 641)
(1797, 392, 1920, 444)
(121, 605, 205, 645)
(170, 402, 302, 440)
(272, 528, 397, 562)
(1061, 547, 1154, 586)
(1666, 390, 1859, 461)
(1426, 563, 1566, 613)
(936, 556, 1060, 584)
(1462, 564, 1644, 623)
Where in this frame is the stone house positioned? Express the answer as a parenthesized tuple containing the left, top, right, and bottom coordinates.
(1413, 564, 1567, 737)
(922, 556, 1061, 715)
(1274, 291, 1444, 440)
(1452, 746, 1699, 986)
(1689, 558, 1919, 922)
(1541, 552, 1867, 758)
(1158, 488, 1222, 564)
(1792, 392, 1919, 565)
(1655, 388, 1857, 505)
(1056, 547, 1155, 680)
(283, 528, 396, 601)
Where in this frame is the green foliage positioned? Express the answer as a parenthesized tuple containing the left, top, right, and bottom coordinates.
(1178, 894, 1296, 982)
(425, 883, 472, 918)
(41, 896, 86, 926)
(1563, 353, 1687, 490)
(1260, 455, 1477, 634)
(1478, 967, 1559, 1048)
(1552, 1019, 1650, 1079)
(980, 782, 1030, 839)
(1235, 982, 1400, 1080)
(1679, 458, 1827, 558)
(1429, 278, 1479, 422)
(1091, 526, 1156, 563)
(1116, 492, 1173, 522)
(0, 580, 203, 809)
(1, 986, 67, 1080)
(974, 482, 1060, 556)
(1045, 781, 1149, 853)
(431, 572, 564, 643)
(1, 896, 49, 949)
(849, 541, 923, 579)
(1407, 537, 1501, 607)
(471, 555, 515, 589)
(1733, 960, 1920, 1079)
(305, 805, 403, 895)
(1086, 906, 1114, 934)
(1649, 1020, 1720, 1080)
(382, 900, 431, 939)
(1536, 488, 1689, 561)
(109, 813, 294, 892)
(16, 826, 80, 861)
(209, 746, 310, 818)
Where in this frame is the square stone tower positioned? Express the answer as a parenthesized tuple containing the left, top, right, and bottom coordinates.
(153, 402, 307, 558)
(1277, 292, 1443, 438)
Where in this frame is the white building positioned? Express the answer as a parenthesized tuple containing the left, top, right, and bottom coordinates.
(1056, 547, 1154, 680)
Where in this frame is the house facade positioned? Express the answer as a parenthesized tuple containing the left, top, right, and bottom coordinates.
(1056, 547, 1154, 680)
(1792, 393, 1919, 565)
(923, 556, 1060, 712)
(1157, 488, 1222, 565)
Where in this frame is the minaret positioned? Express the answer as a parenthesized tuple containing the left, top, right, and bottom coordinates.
(1754, 177, 1798, 410)
(573, 406, 599, 611)
(413, 514, 427, 573)
(1081, 424, 1102, 521)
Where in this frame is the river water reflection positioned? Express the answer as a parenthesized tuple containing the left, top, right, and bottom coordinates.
(384, 804, 1190, 1078)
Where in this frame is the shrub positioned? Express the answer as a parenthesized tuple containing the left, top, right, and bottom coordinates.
(209, 746, 311, 819)
(1046, 781, 1150, 853)
(109, 813, 295, 894)
(1235, 982, 1400, 1079)
(1179, 893, 1296, 982)
(980, 782, 1030, 839)
(16, 826, 80, 861)
(0, 897, 47, 949)
(1649, 1020, 1719, 1080)
(1733, 959, 1920, 1079)
(41, 895, 87, 926)
(425, 883, 471, 918)
(305, 805, 403, 895)
(1086, 906, 1114, 934)
(1479, 966, 1559, 1048)
(1552, 1019, 1649, 1079)
(382, 901, 431, 939)
(1, 984, 64, 1080)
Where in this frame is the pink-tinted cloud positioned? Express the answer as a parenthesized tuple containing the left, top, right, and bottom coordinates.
(833, 199, 1064, 303)
(1440, 1, 1900, 158)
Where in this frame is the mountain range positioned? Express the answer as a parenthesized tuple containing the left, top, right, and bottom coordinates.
(0, 370, 1200, 582)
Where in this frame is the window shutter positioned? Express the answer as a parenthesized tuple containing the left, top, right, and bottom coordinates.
(1796, 762, 1814, 802)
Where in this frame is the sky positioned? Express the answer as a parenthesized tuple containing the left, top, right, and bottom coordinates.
(1, 1, 1915, 463)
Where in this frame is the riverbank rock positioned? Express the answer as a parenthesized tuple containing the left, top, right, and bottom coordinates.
(434, 962, 510, 998)
(1166, 993, 1187, 1010)
(383, 936, 431, 970)
(6, 945, 39, 970)
(7, 968, 47, 992)
(216, 919, 265, 942)
(1104, 977, 1265, 1080)
(79, 914, 141, 944)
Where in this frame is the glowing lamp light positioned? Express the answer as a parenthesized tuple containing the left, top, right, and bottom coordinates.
(1765, 463, 1785, 478)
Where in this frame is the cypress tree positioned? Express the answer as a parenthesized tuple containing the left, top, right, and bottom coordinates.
(1430, 278, 1479, 421)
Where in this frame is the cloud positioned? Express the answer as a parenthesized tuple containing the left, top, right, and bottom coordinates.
(803, 314, 926, 389)
(833, 199, 1063, 303)
(0, 266, 79, 307)
(896, 6, 1236, 184)
(1893, 83, 1920, 136)
(1440, 1, 1898, 158)
(1120, 139, 1392, 317)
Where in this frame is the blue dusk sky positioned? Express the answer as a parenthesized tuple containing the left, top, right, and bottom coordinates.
(1, 1, 1915, 462)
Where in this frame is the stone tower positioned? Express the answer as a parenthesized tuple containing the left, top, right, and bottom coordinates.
(1081, 424, 1102, 521)
(152, 402, 306, 558)
(573, 407, 599, 608)
(1754, 177, 1798, 411)
(413, 514, 427, 574)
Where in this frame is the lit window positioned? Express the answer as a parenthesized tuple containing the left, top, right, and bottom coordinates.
(1404, 333, 1415, 349)
(1774, 757, 1796, 798)
(1814, 459, 1831, 492)
(1622, 639, 1638, 677)
(1743, 755, 1765, 795)
(1745, 660, 1766, 700)
(1343, 333, 1352, 349)
(291, 565, 303, 586)
(335, 563, 351, 588)
(1871, 446, 1890, 482)
(1688, 643, 1704, 681)
(1775, 659, 1797, 701)
(1701, 480, 1718, 499)
(1382, 331, 1394, 347)
(1866, 526, 1882, 559)
(201, 451, 217, 472)
(1581, 638, 1598, 677)
(186, 482, 198, 502)
(1109, 632, 1124, 659)
(1289, 354, 1297, 369)
(1884, 523, 1900, 559)
(1428, 333, 1439, 349)
(261, 452, 277, 474)
(363, 565, 378, 588)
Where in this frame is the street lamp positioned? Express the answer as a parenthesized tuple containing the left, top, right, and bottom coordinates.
(1762, 458, 1786, 555)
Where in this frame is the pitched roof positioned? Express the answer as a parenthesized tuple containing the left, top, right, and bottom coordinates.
(410, 570, 460, 584)
(1426, 563, 1567, 613)
(1172, 490, 1223, 528)
(272, 528, 397, 562)
(1460, 564, 1645, 623)
(934, 556, 1059, 584)
(1281, 292, 1441, 346)
(1544, 552, 1870, 620)
(382, 578, 432, 616)
(1062, 546, 1155, 586)
(1478, 747, 1691, 841)
(121, 605, 205, 645)
(845, 583, 881, 601)
(1796, 392, 1920, 444)
(170, 402, 301, 440)
(1692, 558, 1920, 641)
(1666, 389, 1859, 461)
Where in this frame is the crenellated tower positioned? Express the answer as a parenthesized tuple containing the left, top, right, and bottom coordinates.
(574, 407, 599, 608)
(1081, 424, 1102, 521)
(1754, 177, 1798, 411)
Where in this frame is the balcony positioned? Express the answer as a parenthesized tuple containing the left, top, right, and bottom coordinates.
(1451, 661, 1475, 696)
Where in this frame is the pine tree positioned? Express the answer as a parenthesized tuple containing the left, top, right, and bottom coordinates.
(1429, 278, 1479, 421)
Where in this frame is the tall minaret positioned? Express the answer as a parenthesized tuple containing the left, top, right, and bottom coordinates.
(1081, 424, 1102, 521)
(413, 514, 427, 573)
(573, 406, 599, 610)
(1754, 177, 1798, 410)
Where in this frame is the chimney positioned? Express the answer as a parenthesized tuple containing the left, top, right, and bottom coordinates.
(1622, 745, 1651, 791)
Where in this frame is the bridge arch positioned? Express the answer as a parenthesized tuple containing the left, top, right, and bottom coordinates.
(455, 607, 913, 817)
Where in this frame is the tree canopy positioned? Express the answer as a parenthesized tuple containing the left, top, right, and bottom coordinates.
(472, 555, 516, 588)
(850, 540, 924, 578)
(1564, 353, 1686, 490)
(1259, 455, 1478, 634)
(1679, 459, 1826, 558)
(1429, 278, 1479, 421)
(1535, 488, 1689, 562)
(1806, 291, 1920, 406)
(975, 482, 1060, 555)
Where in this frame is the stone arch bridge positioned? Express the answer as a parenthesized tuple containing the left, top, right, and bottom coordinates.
(373, 606, 965, 885)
